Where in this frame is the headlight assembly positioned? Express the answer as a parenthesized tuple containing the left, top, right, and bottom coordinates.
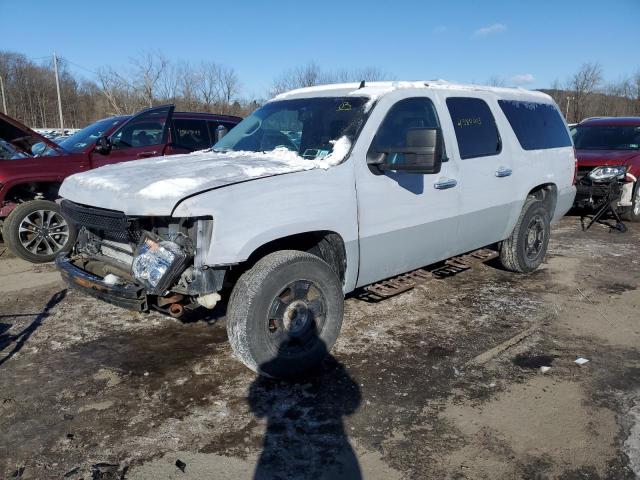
(588, 165, 626, 182)
(131, 235, 187, 294)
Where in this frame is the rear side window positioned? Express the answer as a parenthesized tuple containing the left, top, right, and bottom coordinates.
(173, 119, 211, 150)
(446, 97, 501, 159)
(498, 100, 571, 150)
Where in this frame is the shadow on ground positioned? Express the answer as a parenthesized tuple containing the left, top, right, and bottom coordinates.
(0, 289, 66, 366)
(248, 337, 362, 480)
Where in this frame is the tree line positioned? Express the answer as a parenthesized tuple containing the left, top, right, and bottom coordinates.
(0, 50, 638, 129)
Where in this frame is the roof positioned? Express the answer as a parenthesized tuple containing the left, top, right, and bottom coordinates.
(272, 80, 552, 104)
(579, 116, 640, 127)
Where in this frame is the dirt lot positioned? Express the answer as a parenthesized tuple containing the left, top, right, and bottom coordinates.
(0, 216, 639, 480)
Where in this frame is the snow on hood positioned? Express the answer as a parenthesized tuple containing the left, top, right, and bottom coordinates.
(59, 137, 351, 215)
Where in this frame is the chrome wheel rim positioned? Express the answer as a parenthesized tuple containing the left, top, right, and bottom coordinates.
(18, 209, 70, 256)
(525, 215, 545, 260)
(267, 280, 326, 355)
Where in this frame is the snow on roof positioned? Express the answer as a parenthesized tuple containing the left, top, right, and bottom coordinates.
(272, 80, 552, 104)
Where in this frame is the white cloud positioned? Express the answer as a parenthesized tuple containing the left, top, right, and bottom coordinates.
(433, 25, 447, 34)
(509, 73, 535, 85)
(473, 23, 507, 37)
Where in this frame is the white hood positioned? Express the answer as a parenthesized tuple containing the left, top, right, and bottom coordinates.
(60, 139, 350, 216)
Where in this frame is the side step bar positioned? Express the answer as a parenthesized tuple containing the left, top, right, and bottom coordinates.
(363, 248, 499, 301)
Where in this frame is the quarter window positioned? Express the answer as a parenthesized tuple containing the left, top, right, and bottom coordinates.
(446, 97, 501, 159)
(498, 100, 571, 150)
(372, 97, 442, 167)
(173, 119, 211, 150)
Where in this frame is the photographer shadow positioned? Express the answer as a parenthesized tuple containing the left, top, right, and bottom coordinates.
(247, 335, 362, 480)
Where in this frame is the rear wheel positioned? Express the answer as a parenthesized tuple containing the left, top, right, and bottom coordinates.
(499, 196, 551, 273)
(226, 250, 344, 378)
(3, 200, 77, 263)
(620, 181, 640, 222)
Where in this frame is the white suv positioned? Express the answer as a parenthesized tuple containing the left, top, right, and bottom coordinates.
(57, 81, 576, 377)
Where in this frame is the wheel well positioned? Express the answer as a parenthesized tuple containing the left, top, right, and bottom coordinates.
(4, 182, 61, 203)
(240, 231, 347, 285)
(527, 184, 557, 217)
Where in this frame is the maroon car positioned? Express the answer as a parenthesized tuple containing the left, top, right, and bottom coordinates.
(573, 117, 640, 222)
(0, 105, 241, 262)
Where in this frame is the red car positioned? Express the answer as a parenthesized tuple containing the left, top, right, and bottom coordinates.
(573, 117, 640, 222)
(0, 105, 241, 262)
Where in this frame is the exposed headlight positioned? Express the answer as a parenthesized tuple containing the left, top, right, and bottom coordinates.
(131, 236, 187, 294)
(588, 165, 626, 182)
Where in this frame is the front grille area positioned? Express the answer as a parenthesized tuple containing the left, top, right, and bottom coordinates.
(61, 200, 140, 243)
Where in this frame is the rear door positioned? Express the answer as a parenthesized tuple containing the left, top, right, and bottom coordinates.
(90, 105, 174, 168)
(170, 117, 212, 153)
(445, 96, 516, 251)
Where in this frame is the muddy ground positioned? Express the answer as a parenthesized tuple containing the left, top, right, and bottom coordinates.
(0, 216, 638, 480)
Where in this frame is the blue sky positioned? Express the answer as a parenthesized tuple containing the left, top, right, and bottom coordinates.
(1, 0, 638, 99)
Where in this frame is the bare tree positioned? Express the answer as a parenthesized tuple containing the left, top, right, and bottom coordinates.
(568, 62, 603, 122)
(269, 62, 391, 96)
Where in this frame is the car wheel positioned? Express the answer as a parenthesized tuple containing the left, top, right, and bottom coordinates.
(499, 196, 551, 273)
(226, 250, 344, 378)
(620, 182, 640, 222)
(3, 200, 77, 263)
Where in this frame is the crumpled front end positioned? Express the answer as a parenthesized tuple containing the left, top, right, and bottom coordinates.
(56, 199, 224, 316)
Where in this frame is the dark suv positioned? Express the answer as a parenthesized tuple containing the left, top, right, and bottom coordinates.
(573, 117, 640, 222)
(0, 105, 241, 262)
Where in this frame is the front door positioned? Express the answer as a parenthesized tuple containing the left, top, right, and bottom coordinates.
(91, 105, 174, 168)
(355, 95, 461, 287)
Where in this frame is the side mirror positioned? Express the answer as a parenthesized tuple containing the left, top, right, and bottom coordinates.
(95, 136, 112, 155)
(215, 125, 228, 143)
(374, 127, 444, 174)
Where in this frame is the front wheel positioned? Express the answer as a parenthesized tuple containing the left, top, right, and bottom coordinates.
(499, 196, 551, 273)
(620, 182, 640, 222)
(3, 200, 77, 263)
(226, 250, 344, 378)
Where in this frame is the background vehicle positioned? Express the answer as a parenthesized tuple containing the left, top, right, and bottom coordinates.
(573, 117, 640, 221)
(56, 81, 575, 378)
(0, 107, 241, 262)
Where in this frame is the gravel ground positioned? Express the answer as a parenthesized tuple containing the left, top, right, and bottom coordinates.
(0, 215, 638, 479)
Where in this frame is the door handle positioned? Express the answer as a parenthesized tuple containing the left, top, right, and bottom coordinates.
(434, 178, 458, 190)
(137, 151, 158, 158)
(495, 167, 513, 178)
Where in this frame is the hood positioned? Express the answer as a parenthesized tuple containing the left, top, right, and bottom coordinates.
(576, 149, 640, 168)
(0, 111, 65, 156)
(59, 139, 350, 216)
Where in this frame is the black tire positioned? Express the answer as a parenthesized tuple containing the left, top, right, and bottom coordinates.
(620, 181, 640, 222)
(226, 250, 344, 378)
(499, 196, 551, 273)
(3, 200, 77, 263)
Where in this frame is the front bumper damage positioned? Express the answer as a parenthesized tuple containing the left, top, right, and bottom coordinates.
(56, 200, 225, 315)
(56, 253, 148, 311)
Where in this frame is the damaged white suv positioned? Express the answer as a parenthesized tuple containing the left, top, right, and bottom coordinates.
(57, 81, 576, 377)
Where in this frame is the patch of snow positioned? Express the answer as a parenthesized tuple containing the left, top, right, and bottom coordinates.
(624, 393, 640, 477)
(103, 274, 123, 285)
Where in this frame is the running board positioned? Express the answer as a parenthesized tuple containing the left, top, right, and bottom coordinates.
(362, 248, 499, 300)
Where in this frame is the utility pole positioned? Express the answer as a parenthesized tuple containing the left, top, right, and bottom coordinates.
(565, 96, 573, 122)
(0, 74, 7, 114)
(53, 52, 64, 134)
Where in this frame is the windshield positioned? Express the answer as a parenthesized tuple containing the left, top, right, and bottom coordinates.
(0, 138, 29, 160)
(58, 117, 125, 153)
(574, 125, 640, 150)
(214, 97, 368, 160)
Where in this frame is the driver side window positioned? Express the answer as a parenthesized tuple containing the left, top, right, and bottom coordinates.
(373, 98, 441, 166)
(111, 109, 169, 150)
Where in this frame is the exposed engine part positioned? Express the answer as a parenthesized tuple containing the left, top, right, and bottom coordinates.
(168, 303, 185, 318)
